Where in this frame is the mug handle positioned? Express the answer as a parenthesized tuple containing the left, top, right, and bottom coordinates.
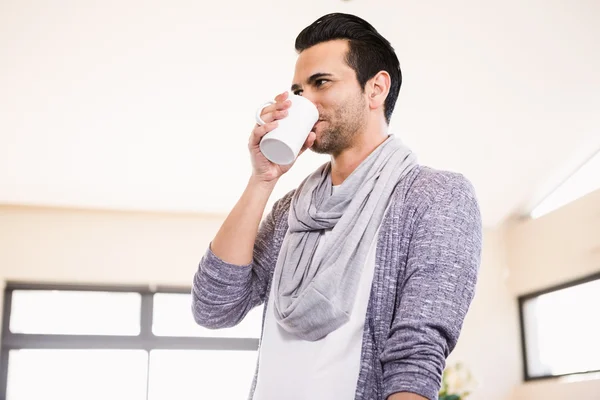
(255, 100, 276, 126)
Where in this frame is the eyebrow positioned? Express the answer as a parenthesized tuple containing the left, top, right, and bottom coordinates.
(291, 73, 334, 92)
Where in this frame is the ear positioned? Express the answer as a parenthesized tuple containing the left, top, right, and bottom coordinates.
(366, 71, 391, 111)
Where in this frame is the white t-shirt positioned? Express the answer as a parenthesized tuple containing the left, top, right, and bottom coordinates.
(252, 208, 380, 400)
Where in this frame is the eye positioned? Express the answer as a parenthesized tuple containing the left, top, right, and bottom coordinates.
(315, 79, 329, 87)
(293, 90, 303, 96)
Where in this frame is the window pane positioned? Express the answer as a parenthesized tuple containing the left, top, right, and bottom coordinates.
(153, 293, 263, 338)
(148, 350, 256, 400)
(10, 290, 141, 335)
(522, 279, 600, 378)
(6, 350, 148, 400)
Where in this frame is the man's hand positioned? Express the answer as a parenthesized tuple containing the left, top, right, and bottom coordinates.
(248, 91, 316, 183)
(387, 392, 428, 400)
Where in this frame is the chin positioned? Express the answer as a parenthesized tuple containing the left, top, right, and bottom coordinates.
(310, 132, 329, 153)
(309, 140, 328, 155)
(311, 142, 339, 156)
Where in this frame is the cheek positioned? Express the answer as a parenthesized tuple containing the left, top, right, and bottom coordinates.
(315, 84, 359, 117)
(319, 93, 344, 116)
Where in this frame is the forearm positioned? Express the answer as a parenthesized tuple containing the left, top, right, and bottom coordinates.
(388, 393, 428, 400)
(211, 175, 277, 265)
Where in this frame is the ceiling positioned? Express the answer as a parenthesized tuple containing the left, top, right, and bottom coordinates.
(1, 0, 599, 227)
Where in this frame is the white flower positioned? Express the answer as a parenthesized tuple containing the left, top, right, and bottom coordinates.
(443, 362, 477, 397)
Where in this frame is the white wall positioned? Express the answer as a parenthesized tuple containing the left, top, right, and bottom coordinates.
(0, 205, 223, 287)
(506, 190, 600, 296)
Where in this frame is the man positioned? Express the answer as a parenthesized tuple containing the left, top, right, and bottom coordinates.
(192, 13, 482, 400)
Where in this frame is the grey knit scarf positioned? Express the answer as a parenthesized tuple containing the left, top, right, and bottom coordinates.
(272, 135, 418, 341)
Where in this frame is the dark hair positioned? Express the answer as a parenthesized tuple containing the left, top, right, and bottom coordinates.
(295, 13, 402, 124)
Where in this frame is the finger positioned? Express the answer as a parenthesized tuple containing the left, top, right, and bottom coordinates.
(274, 91, 289, 103)
(250, 121, 278, 145)
(260, 100, 291, 118)
(258, 109, 289, 124)
(274, 99, 292, 110)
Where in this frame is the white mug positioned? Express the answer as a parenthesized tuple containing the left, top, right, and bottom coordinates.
(256, 93, 319, 165)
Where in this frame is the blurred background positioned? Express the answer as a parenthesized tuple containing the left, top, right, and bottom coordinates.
(0, 0, 599, 399)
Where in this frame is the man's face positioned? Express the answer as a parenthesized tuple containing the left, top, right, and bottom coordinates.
(292, 40, 368, 156)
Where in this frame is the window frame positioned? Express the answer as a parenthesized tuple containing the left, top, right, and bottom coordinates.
(0, 282, 259, 399)
(518, 271, 600, 381)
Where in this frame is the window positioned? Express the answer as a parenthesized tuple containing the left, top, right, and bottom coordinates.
(518, 272, 600, 380)
(9, 290, 141, 335)
(530, 149, 600, 219)
(0, 283, 263, 400)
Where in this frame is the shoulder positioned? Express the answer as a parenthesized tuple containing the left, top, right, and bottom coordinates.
(404, 165, 477, 201)
(389, 165, 481, 225)
(394, 165, 478, 205)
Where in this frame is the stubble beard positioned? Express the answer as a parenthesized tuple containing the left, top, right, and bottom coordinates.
(310, 96, 367, 157)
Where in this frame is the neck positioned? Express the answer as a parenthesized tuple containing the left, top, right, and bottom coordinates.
(330, 120, 389, 186)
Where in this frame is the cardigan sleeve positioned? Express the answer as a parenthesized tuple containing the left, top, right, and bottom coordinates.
(381, 173, 482, 400)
